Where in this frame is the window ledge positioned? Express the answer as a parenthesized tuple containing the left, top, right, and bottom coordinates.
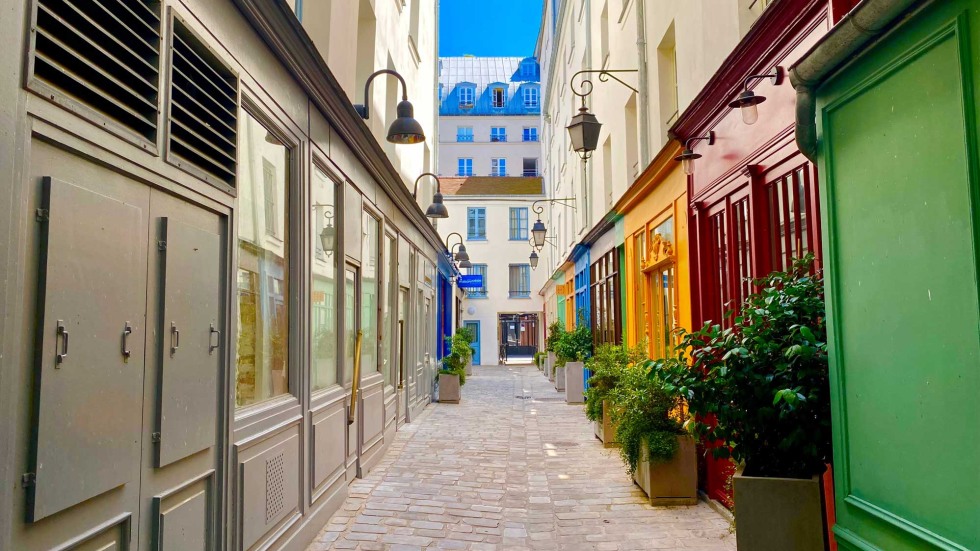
(466, 237, 488, 241)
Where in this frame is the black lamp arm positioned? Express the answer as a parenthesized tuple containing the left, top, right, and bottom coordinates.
(570, 69, 639, 100)
(413, 172, 441, 199)
(357, 69, 409, 120)
(684, 131, 716, 150)
(445, 231, 463, 251)
(531, 197, 577, 215)
(741, 66, 785, 92)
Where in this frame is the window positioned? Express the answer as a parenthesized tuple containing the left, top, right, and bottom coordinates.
(509, 207, 529, 240)
(491, 158, 507, 177)
(311, 166, 337, 391)
(523, 87, 539, 108)
(457, 126, 474, 142)
(457, 157, 473, 176)
(523, 158, 538, 177)
(236, 110, 290, 407)
(657, 23, 679, 134)
(766, 164, 820, 272)
(509, 264, 531, 298)
(520, 59, 536, 78)
(466, 264, 488, 298)
(491, 87, 505, 108)
(467, 207, 486, 239)
(522, 127, 538, 142)
(362, 214, 380, 374)
(590, 249, 621, 345)
(459, 86, 475, 107)
(490, 127, 507, 142)
(647, 217, 676, 359)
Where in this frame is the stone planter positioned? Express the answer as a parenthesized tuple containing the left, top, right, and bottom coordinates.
(554, 365, 565, 392)
(547, 352, 556, 381)
(594, 401, 617, 447)
(438, 373, 460, 404)
(465, 357, 473, 376)
(733, 468, 827, 551)
(632, 435, 698, 506)
(564, 361, 585, 404)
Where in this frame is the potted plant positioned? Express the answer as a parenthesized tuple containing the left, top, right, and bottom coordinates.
(552, 319, 592, 399)
(608, 360, 696, 506)
(584, 343, 645, 447)
(655, 256, 830, 549)
(439, 328, 474, 404)
(545, 321, 562, 381)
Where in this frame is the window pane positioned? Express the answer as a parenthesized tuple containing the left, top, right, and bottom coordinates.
(236, 110, 290, 408)
(343, 268, 356, 384)
(311, 167, 337, 391)
(383, 234, 397, 386)
(362, 214, 380, 373)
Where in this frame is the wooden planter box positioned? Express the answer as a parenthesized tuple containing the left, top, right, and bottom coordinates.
(554, 365, 566, 392)
(564, 361, 585, 404)
(733, 468, 826, 551)
(438, 373, 460, 404)
(593, 401, 617, 447)
(632, 435, 698, 506)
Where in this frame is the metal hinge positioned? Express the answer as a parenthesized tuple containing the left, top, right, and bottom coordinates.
(35, 208, 49, 222)
(157, 241, 167, 251)
(151, 432, 161, 443)
(21, 473, 36, 488)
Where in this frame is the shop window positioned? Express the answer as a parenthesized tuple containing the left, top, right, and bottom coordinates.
(311, 165, 338, 391)
(766, 164, 820, 272)
(590, 249, 621, 345)
(361, 213, 380, 374)
(705, 197, 752, 327)
(236, 109, 290, 407)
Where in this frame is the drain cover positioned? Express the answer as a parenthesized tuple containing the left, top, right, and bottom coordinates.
(547, 441, 580, 448)
(515, 395, 533, 400)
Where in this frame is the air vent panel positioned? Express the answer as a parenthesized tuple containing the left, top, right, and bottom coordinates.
(31, 0, 161, 143)
(168, 20, 238, 190)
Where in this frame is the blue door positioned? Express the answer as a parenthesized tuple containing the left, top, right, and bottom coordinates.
(464, 321, 480, 365)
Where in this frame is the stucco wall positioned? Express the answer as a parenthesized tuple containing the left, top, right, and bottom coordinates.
(438, 116, 542, 177)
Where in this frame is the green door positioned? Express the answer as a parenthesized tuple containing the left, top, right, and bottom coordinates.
(816, 2, 980, 549)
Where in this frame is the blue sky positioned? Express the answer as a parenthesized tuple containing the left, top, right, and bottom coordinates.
(440, 0, 543, 57)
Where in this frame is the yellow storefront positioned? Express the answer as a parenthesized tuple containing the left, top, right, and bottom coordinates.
(619, 145, 692, 359)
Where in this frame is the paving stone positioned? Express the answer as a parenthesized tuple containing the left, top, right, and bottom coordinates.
(304, 365, 735, 551)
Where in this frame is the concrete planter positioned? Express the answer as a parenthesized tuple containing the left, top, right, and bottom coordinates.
(593, 401, 617, 447)
(465, 357, 473, 376)
(632, 435, 698, 506)
(733, 468, 826, 551)
(547, 352, 556, 381)
(438, 373, 460, 404)
(554, 365, 565, 392)
(564, 361, 585, 404)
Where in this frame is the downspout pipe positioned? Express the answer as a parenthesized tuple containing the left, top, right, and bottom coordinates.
(636, 0, 650, 166)
(790, 0, 925, 161)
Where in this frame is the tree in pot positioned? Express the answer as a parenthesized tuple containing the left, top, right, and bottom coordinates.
(654, 255, 831, 549)
(552, 318, 592, 396)
(439, 327, 474, 404)
(608, 360, 696, 505)
(584, 343, 645, 446)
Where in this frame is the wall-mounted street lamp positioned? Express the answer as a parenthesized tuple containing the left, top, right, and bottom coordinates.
(527, 198, 576, 270)
(312, 203, 335, 252)
(566, 70, 638, 161)
(529, 249, 539, 270)
(445, 232, 472, 269)
(728, 66, 784, 125)
(354, 69, 425, 144)
(413, 172, 449, 219)
(674, 132, 715, 176)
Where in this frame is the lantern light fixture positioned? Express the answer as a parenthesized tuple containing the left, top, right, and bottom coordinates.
(529, 250, 539, 270)
(728, 66, 784, 125)
(354, 69, 425, 144)
(312, 204, 336, 253)
(413, 173, 449, 219)
(674, 132, 715, 176)
(527, 198, 575, 256)
(565, 69, 638, 162)
(445, 232, 472, 271)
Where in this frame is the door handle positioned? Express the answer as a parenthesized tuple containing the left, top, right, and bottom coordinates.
(170, 322, 179, 357)
(348, 330, 363, 427)
(209, 323, 220, 355)
(122, 322, 132, 360)
(56, 320, 69, 366)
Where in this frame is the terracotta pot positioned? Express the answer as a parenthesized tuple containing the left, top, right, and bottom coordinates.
(594, 401, 617, 447)
(554, 366, 566, 392)
(632, 435, 698, 506)
(733, 468, 827, 551)
(438, 373, 460, 404)
(564, 361, 585, 404)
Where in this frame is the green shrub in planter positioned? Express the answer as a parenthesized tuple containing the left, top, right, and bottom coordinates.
(584, 343, 646, 423)
(552, 317, 592, 368)
(545, 321, 563, 353)
(653, 255, 831, 479)
(441, 327, 475, 385)
(609, 361, 686, 476)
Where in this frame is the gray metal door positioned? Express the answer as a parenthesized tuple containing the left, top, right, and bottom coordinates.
(157, 217, 222, 467)
(29, 177, 149, 522)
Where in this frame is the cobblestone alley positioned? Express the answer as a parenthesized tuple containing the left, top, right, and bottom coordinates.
(307, 365, 736, 551)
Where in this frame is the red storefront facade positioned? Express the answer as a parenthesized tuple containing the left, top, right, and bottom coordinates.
(672, 0, 859, 510)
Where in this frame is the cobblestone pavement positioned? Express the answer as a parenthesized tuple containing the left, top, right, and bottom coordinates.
(308, 365, 736, 551)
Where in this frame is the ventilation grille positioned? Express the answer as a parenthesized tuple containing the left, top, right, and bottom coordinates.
(264, 453, 285, 524)
(32, 0, 161, 142)
(168, 20, 237, 189)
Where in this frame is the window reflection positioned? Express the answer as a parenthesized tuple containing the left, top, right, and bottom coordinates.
(236, 111, 290, 407)
(311, 166, 337, 391)
(362, 214, 380, 373)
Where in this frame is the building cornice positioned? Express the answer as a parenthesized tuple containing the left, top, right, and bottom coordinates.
(611, 141, 683, 214)
(669, 0, 828, 142)
(232, 0, 447, 255)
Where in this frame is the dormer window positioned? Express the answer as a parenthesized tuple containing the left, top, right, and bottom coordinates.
(491, 87, 506, 108)
(520, 59, 536, 78)
(523, 87, 539, 108)
(459, 86, 475, 108)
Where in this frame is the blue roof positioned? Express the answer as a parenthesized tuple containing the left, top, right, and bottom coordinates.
(438, 56, 540, 116)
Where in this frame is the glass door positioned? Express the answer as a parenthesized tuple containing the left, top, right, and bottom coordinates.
(397, 287, 409, 426)
(343, 265, 360, 480)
